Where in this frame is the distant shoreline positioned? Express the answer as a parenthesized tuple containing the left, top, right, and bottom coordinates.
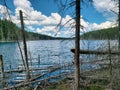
(0, 41, 17, 43)
(0, 38, 74, 42)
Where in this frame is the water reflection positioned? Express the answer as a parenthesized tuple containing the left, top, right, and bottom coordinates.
(0, 40, 117, 88)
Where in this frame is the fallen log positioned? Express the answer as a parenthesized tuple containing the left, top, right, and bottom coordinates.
(81, 75, 109, 80)
(3, 72, 72, 90)
(0, 68, 47, 74)
(3, 64, 71, 90)
(71, 49, 119, 55)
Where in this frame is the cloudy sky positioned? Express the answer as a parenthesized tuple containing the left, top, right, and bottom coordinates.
(0, 0, 118, 37)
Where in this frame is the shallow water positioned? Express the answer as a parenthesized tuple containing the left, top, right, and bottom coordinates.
(0, 40, 117, 88)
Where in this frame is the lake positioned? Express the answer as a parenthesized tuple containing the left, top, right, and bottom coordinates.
(0, 40, 118, 88)
(0, 40, 113, 70)
(0, 40, 75, 70)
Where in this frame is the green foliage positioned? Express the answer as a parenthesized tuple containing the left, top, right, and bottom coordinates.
(81, 27, 119, 40)
(80, 86, 105, 90)
(0, 19, 55, 41)
(89, 86, 105, 90)
(18, 86, 33, 90)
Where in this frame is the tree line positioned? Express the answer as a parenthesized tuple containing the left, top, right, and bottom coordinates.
(81, 27, 119, 40)
(0, 19, 64, 41)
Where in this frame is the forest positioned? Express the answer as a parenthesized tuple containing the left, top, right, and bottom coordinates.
(81, 27, 119, 40)
(1, 19, 119, 41)
(0, 19, 63, 41)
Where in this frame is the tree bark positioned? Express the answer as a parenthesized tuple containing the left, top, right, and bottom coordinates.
(118, 0, 120, 61)
(19, 10, 30, 80)
(75, 0, 80, 89)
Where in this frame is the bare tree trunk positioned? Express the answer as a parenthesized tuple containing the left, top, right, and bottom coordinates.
(118, 0, 120, 60)
(0, 20, 3, 41)
(19, 10, 30, 80)
(0, 55, 5, 78)
(75, 0, 80, 89)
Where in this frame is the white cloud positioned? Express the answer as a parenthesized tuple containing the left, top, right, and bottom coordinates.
(12, 0, 77, 37)
(36, 26, 57, 36)
(62, 15, 75, 27)
(40, 13, 61, 26)
(80, 14, 117, 33)
(93, 0, 118, 21)
(14, 0, 33, 12)
(81, 17, 89, 28)
(13, 0, 46, 24)
(27, 26, 35, 31)
(0, 5, 7, 14)
(87, 21, 116, 31)
(0, 0, 118, 37)
(93, 0, 118, 12)
(0, 5, 11, 19)
(36, 26, 57, 35)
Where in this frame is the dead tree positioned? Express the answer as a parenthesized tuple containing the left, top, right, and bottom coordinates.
(75, 0, 80, 89)
(118, 0, 120, 62)
(19, 10, 30, 80)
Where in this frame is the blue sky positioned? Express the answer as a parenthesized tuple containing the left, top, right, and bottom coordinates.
(29, 0, 58, 16)
(81, 3, 107, 24)
(0, 0, 118, 37)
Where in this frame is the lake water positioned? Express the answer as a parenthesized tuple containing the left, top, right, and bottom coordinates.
(0, 40, 75, 70)
(0, 40, 76, 88)
(0, 40, 118, 88)
(0, 40, 112, 69)
(0, 40, 118, 71)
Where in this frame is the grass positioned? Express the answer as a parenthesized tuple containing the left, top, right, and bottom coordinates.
(46, 84, 105, 90)
(45, 78, 106, 90)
